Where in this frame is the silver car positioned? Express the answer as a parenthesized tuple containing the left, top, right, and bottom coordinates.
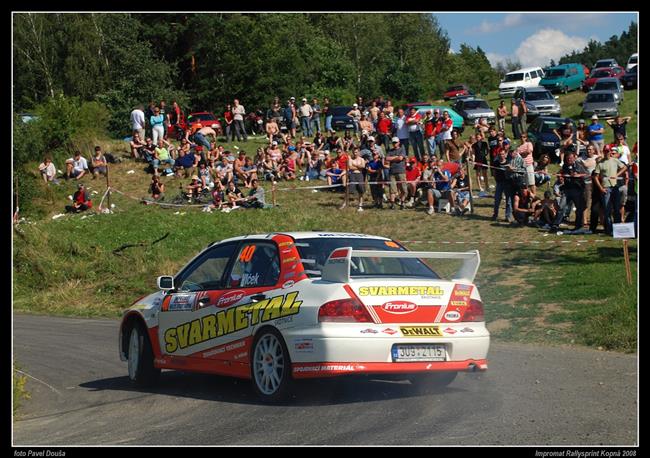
(580, 90, 620, 119)
(452, 98, 496, 124)
(515, 87, 561, 119)
(592, 77, 624, 101)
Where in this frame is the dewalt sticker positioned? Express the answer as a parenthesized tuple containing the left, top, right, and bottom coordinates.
(164, 292, 302, 354)
(400, 326, 443, 337)
(358, 286, 444, 297)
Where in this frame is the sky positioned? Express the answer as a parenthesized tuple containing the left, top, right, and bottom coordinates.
(434, 12, 638, 68)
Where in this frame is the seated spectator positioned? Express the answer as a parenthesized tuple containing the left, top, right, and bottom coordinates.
(152, 139, 175, 176)
(214, 156, 234, 185)
(91, 146, 108, 179)
(65, 151, 89, 180)
(240, 179, 266, 209)
(325, 158, 345, 189)
(260, 152, 279, 182)
(451, 166, 471, 215)
(421, 158, 439, 215)
(268, 141, 283, 163)
(65, 183, 92, 213)
(38, 156, 59, 184)
(279, 153, 296, 181)
(534, 154, 551, 187)
(140, 137, 157, 164)
(174, 148, 198, 178)
(266, 117, 280, 144)
(534, 190, 559, 228)
(304, 151, 323, 181)
(225, 180, 244, 208)
(241, 157, 258, 187)
(513, 187, 539, 226)
(197, 161, 214, 190)
(129, 132, 146, 160)
(185, 175, 202, 200)
(404, 158, 421, 208)
(209, 181, 225, 210)
(150, 175, 165, 201)
(431, 159, 455, 212)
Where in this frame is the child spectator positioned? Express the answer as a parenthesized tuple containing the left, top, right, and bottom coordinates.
(451, 166, 471, 215)
(185, 175, 202, 200)
(38, 156, 58, 184)
(91, 146, 108, 179)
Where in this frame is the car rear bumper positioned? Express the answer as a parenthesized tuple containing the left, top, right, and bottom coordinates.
(292, 359, 488, 378)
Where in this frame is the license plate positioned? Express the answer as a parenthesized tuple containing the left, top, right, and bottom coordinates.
(392, 344, 446, 362)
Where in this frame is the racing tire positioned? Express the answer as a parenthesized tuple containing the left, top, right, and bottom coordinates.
(408, 371, 458, 392)
(250, 328, 293, 403)
(127, 323, 160, 388)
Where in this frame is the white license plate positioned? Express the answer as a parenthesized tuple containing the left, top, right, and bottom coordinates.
(392, 344, 446, 362)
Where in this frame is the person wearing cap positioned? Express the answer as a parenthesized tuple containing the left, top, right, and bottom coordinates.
(386, 137, 408, 209)
(65, 151, 89, 180)
(406, 107, 425, 162)
(347, 104, 362, 139)
(299, 98, 313, 137)
(185, 174, 202, 200)
(594, 145, 626, 235)
(65, 183, 93, 213)
(284, 100, 297, 138)
(587, 115, 605, 155)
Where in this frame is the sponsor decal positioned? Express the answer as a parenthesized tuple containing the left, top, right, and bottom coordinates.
(460, 327, 475, 333)
(202, 340, 247, 358)
(294, 364, 356, 373)
(164, 292, 302, 354)
(274, 316, 294, 326)
(168, 294, 195, 311)
(293, 338, 314, 352)
(450, 300, 468, 306)
(358, 286, 444, 297)
(444, 327, 457, 335)
(454, 290, 471, 297)
(382, 328, 398, 335)
(400, 326, 443, 337)
(241, 272, 260, 287)
(360, 328, 379, 334)
(281, 249, 293, 254)
(282, 280, 295, 289)
(381, 301, 418, 314)
(153, 297, 162, 308)
(384, 241, 400, 248)
(317, 233, 370, 238)
(327, 258, 346, 264)
(239, 245, 257, 263)
(445, 311, 462, 321)
(216, 290, 246, 308)
(278, 241, 294, 248)
(283, 256, 298, 264)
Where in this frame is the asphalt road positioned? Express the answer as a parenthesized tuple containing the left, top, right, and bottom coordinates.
(13, 314, 637, 446)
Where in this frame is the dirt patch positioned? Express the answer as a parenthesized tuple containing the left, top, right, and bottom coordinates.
(487, 319, 512, 333)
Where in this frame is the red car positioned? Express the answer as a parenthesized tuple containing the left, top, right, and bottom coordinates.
(443, 84, 473, 101)
(169, 111, 223, 140)
(582, 66, 625, 91)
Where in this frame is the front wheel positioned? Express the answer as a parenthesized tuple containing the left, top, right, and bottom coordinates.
(127, 324, 160, 387)
(251, 328, 293, 403)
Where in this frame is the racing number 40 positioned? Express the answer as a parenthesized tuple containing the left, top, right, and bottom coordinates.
(239, 245, 256, 263)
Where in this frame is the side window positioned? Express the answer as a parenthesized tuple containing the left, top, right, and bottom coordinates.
(228, 242, 281, 289)
(525, 72, 531, 81)
(177, 243, 238, 292)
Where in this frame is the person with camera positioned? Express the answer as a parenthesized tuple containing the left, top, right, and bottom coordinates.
(550, 151, 588, 233)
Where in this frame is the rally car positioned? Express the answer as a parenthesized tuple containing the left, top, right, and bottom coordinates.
(119, 232, 490, 402)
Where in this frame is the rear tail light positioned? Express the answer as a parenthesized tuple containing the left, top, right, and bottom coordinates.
(318, 298, 374, 323)
(461, 299, 485, 322)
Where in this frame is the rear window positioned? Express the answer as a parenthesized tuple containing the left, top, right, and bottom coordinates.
(463, 100, 490, 110)
(448, 85, 465, 91)
(295, 238, 440, 279)
(629, 56, 638, 64)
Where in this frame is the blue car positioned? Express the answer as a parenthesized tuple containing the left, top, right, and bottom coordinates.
(526, 116, 572, 161)
(329, 106, 355, 131)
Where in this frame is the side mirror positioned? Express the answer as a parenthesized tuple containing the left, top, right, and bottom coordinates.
(157, 276, 175, 291)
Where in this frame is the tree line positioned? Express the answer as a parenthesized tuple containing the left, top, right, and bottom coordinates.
(557, 21, 637, 68)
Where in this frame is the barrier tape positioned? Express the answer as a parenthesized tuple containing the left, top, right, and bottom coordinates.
(397, 239, 608, 246)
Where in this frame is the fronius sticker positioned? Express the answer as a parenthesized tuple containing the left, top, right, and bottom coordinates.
(400, 326, 443, 337)
(358, 286, 444, 297)
(164, 292, 302, 354)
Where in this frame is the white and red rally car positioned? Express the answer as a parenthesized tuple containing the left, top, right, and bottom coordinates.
(119, 232, 489, 402)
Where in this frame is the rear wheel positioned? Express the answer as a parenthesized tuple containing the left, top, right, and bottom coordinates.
(127, 324, 160, 387)
(408, 372, 458, 391)
(251, 328, 293, 403)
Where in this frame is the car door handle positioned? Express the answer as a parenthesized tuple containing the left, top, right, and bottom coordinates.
(250, 294, 266, 303)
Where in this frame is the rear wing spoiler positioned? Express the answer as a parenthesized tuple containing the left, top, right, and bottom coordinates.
(320, 248, 480, 283)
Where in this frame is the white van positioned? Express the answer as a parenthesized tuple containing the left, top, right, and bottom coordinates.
(498, 66, 545, 98)
(626, 53, 638, 71)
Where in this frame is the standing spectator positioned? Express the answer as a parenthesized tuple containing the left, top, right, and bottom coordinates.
(552, 119, 576, 166)
(518, 96, 528, 134)
(421, 158, 438, 215)
(510, 98, 520, 140)
(284, 100, 296, 139)
(144, 101, 156, 138)
(345, 147, 366, 211)
(368, 100, 380, 128)
(169, 101, 183, 131)
(65, 183, 92, 213)
(347, 104, 362, 139)
(299, 98, 313, 137)
(472, 132, 490, 193)
(232, 99, 248, 142)
(575, 119, 590, 156)
(393, 108, 409, 156)
(423, 110, 437, 158)
(437, 110, 453, 160)
(515, 133, 536, 196)
(613, 134, 631, 164)
(130, 105, 146, 141)
(311, 98, 321, 135)
(406, 107, 425, 162)
(376, 111, 393, 153)
(587, 115, 605, 156)
(383, 100, 394, 118)
(150, 106, 165, 145)
(497, 100, 508, 132)
(323, 97, 332, 133)
(38, 156, 58, 184)
(551, 151, 588, 232)
(366, 150, 385, 208)
(446, 130, 465, 163)
(487, 126, 499, 159)
(65, 151, 89, 180)
(223, 104, 234, 142)
(491, 148, 514, 222)
(359, 115, 373, 135)
(159, 100, 169, 139)
(578, 145, 598, 227)
(386, 137, 408, 209)
(91, 146, 108, 179)
(606, 115, 632, 140)
(594, 146, 626, 235)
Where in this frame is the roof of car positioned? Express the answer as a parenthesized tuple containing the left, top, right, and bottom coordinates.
(506, 66, 543, 74)
(518, 86, 548, 92)
(218, 232, 391, 244)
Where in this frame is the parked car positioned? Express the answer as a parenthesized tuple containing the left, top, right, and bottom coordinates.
(118, 231, 489, 402)
(451, 98, 496, 124)
(526, 116, 571, 161)
(514, 86, 561, 119)
(414, 105, 465, 133)
(580, 90, 620, 119)
(582, 66, 625, 91)
(329, 106, 355, 131)
(498, 66, 545, 98)
(592, 77, 625, 101)
(169, 111, 223, 140)
(626, 53, 638, 72)
(622, 64, 637, 89)
(539, 63, 586, 94)
(443, 84, 473, 101)
(592, 58, 619, 70)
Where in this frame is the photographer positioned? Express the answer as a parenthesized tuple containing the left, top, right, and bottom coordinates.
(551, 151, 588, 232)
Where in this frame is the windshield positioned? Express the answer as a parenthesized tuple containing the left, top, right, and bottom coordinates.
(546, 69, 566, 78)
(331, 106, 353, 116)
(540, 120, 566, 132)
(595, 60, 613, 67)
(188, 113, 216, 122)
(592, 70, 611, 78)
(586, 93, 615, 103)
(295, 237, 440, 279)
(525, 91, 553, 101)
(504, 73, 523, 82)
(464, 100, 490, 110)
(629, 56, 637, 64)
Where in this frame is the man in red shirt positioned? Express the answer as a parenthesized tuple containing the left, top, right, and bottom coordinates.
(423, 110, 437, 158)
(405, 157, 421, 207)
(376, 111, 393, 153)
(65, 183, 93, 213)
(224, 104, 234, 142)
